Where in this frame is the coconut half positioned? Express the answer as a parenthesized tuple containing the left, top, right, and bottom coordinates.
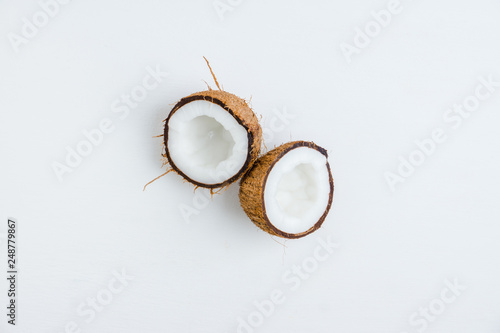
(164, 90, 262, 189)
(239, 141, 334, 239)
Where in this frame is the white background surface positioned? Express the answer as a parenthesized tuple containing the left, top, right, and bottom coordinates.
(1, 0, 500, 332)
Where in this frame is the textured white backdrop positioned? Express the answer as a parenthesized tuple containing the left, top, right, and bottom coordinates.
(1, 0, 500, 332)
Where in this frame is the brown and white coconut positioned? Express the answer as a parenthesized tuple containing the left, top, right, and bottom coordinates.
(163, 90, 262, 189)
(239, 141, 334, 239)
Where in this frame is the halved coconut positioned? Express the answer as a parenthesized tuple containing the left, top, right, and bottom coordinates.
(164, 90, 262, 189)
(239, 141, 334, 239)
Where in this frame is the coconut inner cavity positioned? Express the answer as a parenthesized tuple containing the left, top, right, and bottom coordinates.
(264, 147, 330, 234)
(167, 100, 248, 185)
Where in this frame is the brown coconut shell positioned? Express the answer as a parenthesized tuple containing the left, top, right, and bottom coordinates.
(164, 90, 262, 189)
(239, 141, 334, 239)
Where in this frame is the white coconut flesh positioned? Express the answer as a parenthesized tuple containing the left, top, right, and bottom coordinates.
(167, 100, 249, 185)
(264, 147, 331, 234)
